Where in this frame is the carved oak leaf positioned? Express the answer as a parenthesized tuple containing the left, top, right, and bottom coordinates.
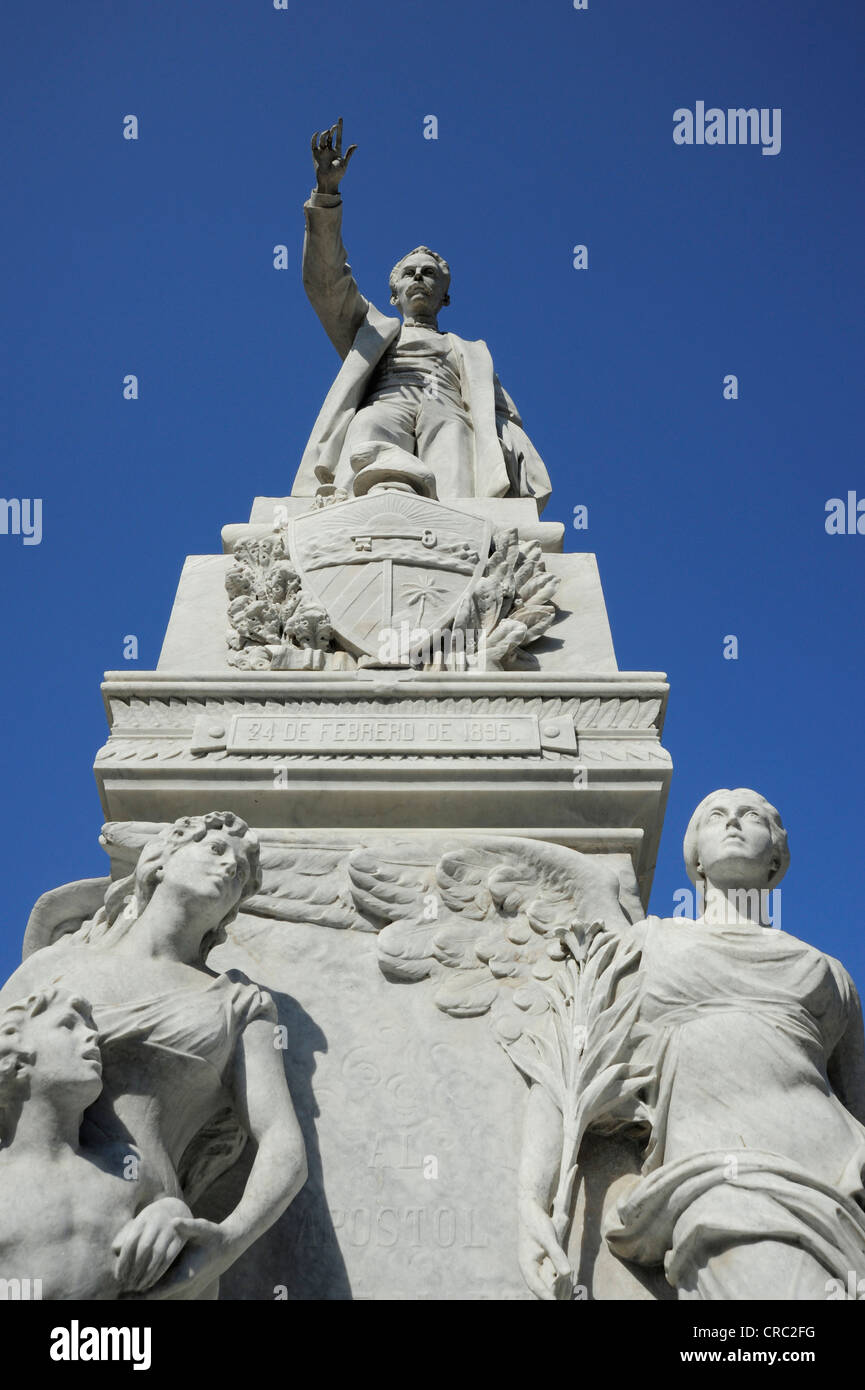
(451, 530, 560, 669)
(507, 541, 558, 644)
(481, 617, 528, 667)
(226, 643, 275, 671)
(228, 595, 283, 645)
(225, 535, 304, 666)
(282, 597, 334, 652)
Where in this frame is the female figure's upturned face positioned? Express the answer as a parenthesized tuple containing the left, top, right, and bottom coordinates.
(696, 795, 777, 890)
(159, 830, 251, 918)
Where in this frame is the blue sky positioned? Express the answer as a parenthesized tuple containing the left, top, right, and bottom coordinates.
(1, 0, 863, 985)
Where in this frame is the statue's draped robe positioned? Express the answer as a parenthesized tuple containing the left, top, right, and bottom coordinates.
(292, 192, 552, 510)
(84, 970, 277, 1204)
(600, 917, 865, 1299)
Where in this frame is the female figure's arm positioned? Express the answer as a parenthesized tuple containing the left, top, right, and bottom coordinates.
(143, 1015, 307, 1299)
(220, 1014, 309, 1253)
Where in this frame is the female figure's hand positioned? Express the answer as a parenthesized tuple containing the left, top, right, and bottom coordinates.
(134, 1217, 234, 1301)
(113, 1196, 193, 1294)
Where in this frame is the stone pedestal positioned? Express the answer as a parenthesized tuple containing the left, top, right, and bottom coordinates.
(96, 495, 671, 906)
(83, 493, 673, 1298)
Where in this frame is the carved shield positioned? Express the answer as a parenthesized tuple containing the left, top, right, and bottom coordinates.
(288, 494, 491, 661)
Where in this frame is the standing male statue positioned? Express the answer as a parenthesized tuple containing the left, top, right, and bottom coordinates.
(292, 119, 552, 509)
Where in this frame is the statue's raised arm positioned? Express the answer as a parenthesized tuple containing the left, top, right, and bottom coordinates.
(302, 119, 367, 362)
(294, 118, 552, 508)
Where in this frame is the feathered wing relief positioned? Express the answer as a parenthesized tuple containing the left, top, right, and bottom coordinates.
(342, 838, 651, 1282)
(246, 842, 372, 931)
(22, 876, 112, 958)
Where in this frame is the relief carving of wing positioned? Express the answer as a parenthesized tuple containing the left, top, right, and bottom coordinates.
(245, 841, 370, 931)
(346, 836, 644, 1021)
(23, 877, 112, 958)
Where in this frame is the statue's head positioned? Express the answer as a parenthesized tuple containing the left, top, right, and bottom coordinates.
(94, 812, 263, 959)
(0, 988, 102, 1138)
(683, 788, 790, 892)
(389, 247, 451, 318)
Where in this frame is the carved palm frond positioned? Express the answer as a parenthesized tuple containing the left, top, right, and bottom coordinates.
(551, 927, 650, 1241)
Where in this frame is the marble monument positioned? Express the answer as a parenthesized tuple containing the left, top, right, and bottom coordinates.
(4, 120, 863, 1302)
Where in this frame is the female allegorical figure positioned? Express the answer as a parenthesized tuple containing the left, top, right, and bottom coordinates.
(0, 811, 307, 1300)
(519, 789, 865, 1300)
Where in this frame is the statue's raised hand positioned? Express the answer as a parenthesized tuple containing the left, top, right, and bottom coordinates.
(311, 119, 357, 196)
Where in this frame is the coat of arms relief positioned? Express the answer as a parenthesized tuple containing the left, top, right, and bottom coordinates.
(226, 491, 559, 672)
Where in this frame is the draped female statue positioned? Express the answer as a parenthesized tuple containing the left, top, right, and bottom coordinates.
(0, 811, 307, 1300)
(518, 790, 865, 1300)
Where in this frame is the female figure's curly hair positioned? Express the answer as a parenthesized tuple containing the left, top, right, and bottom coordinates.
(78, 812, 262, 960)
